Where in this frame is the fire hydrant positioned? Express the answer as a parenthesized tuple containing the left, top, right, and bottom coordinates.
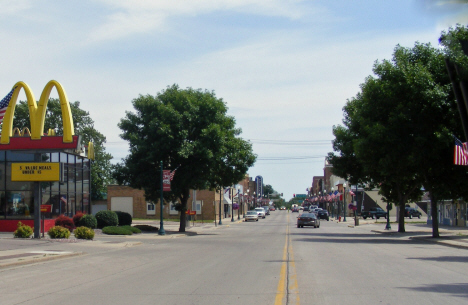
(339, 216, 342, 222)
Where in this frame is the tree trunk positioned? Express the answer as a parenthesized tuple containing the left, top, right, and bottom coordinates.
(178, 188, 190, 232)
(429, 192, 440, 238)
(398, 197, 406, 233)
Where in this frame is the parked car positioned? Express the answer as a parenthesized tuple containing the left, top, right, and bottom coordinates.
(297, 212, 320, 228)
(269, 206, 276, 211)
(405, 207, 422, 219)
(299, 206, 304, 210)
(245, 211, 259, 222)
(309, 205, 318, 212)
(311, 208, 322, 214)
(317, 210, 329, 221)
(361, 207, 387, 219)
(292, 207, 299, 213)
(263, 206, 270, 215)
(254, 207, 266, 218)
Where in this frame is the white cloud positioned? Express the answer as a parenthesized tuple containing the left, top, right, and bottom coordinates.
(89, 0, 317, 41)
(0, 0, 32, 16)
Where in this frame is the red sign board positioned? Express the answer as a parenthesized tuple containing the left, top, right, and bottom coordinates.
(185, 210, 196, 215)
(40, 204, 52, 213)
(163, 170, 171, 192)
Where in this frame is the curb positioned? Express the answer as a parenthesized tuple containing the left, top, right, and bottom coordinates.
(0, 251, 84, 269)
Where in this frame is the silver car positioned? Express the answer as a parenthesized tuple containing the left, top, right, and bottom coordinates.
(254, 207, 266, 218)
(245, 211, 259, 222)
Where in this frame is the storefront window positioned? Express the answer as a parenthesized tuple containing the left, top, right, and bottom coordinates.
(0, 151, 91, 219)
(0, 191, 5, 217)
(6, 151, 35, 162)
(6, 191, 33, 218)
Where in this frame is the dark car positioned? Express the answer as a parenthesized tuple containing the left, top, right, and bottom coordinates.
(297, 213, 320, 228)
(405, 207, 422, 219)
(292, 207, 299, 213)
(361, 207, 387, 219)
(317, 210, 329, 221)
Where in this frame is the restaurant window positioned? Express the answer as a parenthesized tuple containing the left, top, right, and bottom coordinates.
(5, 191, 33, 219)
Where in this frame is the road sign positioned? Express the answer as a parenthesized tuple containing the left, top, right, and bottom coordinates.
(295, 194, 307, 198)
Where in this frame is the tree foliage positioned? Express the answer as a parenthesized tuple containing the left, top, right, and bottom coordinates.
(13, 99, 113, 200)
(329, 41, 468, 235)
(114, 85, 256, 232)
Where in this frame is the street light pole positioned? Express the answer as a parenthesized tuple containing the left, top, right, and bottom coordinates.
(158, 160, 166, 235)
(343, 183, 347, 222)
(385, 202, 392, 230)
(243, 192, 247, 217)
(331, 187, 335, 218)
(218, 187, 223, 225)
(231, 187, 235, 222)
(238, 188, 241, 220)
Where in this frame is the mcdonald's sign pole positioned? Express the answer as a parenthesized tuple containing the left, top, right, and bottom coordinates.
(158, 160, 166, 235)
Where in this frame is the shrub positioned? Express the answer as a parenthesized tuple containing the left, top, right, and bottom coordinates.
(102, 226, 133, 235)
(78, 214, 97, 229)
(95, 210, 119, 229)
(133, 224, 158, 232)
(48, 226, 70, 239)
(115, 211, 132, 226)
(74, 226, 95, 240)
(72, 212, 85, 227)
(120, 225, 141, 234)
(55, 215, 75, 232)
(13, 222, 33, 238)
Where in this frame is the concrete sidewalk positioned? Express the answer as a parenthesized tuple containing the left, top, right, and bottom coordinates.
(0, 218, 244, 269)
(335, 216, 468, 250)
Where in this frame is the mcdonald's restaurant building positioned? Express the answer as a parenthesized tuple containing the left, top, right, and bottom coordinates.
(0, 150, 91, 232)
(0, 80, 93, 235)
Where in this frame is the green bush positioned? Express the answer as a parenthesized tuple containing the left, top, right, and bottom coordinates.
(13, 222, 33, 238)
(48, 226, 71, 239)
(120, 225, 141, 234)
(74, 226, 95, 240)
(78, 214, 97, 229)
(115, 211, 132, 226)
(95, 210, 119, 229)
(102, 226, 133, 235)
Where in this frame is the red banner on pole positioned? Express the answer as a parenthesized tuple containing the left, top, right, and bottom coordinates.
(163, 170, 171, 192)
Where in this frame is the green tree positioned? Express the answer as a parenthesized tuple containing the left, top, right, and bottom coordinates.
(329, 42, 468, 235)
(263, 184, 275, 197)
(114, 85, 256, 232)
(13, 99, 113, 200)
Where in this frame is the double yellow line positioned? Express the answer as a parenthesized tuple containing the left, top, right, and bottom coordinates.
(274, 214, 299, 305)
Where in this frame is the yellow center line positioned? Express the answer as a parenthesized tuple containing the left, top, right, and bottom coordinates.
(274, 213, 300, 305)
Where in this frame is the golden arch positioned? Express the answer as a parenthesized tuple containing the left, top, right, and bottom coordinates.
(1, 80, 74, 144)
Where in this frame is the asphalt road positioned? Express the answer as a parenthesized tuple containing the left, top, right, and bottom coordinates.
(1, 211, 468, 305)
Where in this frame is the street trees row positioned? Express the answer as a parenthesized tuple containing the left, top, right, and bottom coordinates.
(328, 26, 468, 237)
(113, 85, 256, 232)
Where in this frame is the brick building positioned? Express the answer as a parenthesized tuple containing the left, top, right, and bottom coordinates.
(107, 175, 252, 222)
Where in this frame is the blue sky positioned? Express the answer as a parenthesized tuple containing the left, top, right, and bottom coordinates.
(1, 0, 467, 200)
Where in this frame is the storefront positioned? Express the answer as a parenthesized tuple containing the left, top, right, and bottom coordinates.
(0, 150, 91, 232)
(0, 80, 93, 235)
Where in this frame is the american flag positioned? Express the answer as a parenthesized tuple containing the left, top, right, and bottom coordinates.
(60, 196, 67, 204)
(0, 87, 16, 123)
(349, 190, 355, 196)
(454, 136, 468, 166)
(169, 169, 176, 181)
